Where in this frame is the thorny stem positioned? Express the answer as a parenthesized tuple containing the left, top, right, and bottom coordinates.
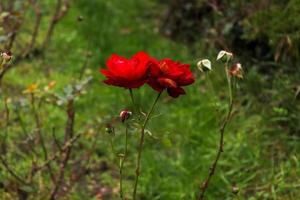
(133, 92, 162, 200)
(198, 61, 234, 200)
(119, 124, 129, 199)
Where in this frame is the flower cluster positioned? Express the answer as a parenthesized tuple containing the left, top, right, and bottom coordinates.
(100, 52, 195, 98)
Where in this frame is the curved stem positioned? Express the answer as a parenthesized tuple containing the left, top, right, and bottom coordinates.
(119, 124, 129, 199)
(198, 62, 234, 200)
(132, 92, 162, 200)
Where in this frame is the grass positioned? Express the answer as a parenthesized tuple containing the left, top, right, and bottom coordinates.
(1, 0, 300, 199)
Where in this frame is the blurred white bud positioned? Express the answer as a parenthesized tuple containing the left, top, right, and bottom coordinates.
(217, 50, 233, 62)
(197, 59, 212, 72)
(232, 186, 240, 195)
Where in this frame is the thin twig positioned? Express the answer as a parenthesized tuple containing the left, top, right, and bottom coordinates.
(1, 97, 10, 152)
(31, 93, 55, 182)
(43, 0, 70, 49)
(22, 0, 42, 57)
(119, 124, 129, 199)
(0, 155, 30, 186)
(34, 133, 81, 173)
(65, 123, 103, 193)
(52, 127, 62, 151)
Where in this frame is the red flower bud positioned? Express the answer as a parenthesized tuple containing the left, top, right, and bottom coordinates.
(120, 110, 132, 123)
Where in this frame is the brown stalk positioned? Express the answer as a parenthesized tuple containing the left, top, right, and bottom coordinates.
(34, 133, 81, 173)
(49, 99, 75, 200)
(43, 0, 70, 49)
(197, 101, 233, 200)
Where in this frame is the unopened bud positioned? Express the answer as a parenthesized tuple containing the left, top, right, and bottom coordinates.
(230, 63, 243, 79)
(77, 15, 84, 22)
(217, 50, 233, 62)
(197, 59, 212, 72)
(232, 186, 240, 195)
(120, 110, 132, 123)
(1, 51, 13, 63)
(105, 125, 114, 134)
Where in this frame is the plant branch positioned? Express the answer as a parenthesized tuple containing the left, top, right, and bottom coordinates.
(0, 155, 30, 186)
(22, 0, 42, 57)
(49, 99, 75, 200)
(43, 0, 70, 49)
(198, 62, 234, 200)
(34, 133, 81, 173)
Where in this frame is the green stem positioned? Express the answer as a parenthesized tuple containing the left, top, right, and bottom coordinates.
(129, 88, 139, 113)
(132, 92, 162, 200)
(225, 62, 233, 107)
(119, 124, 129, 199)
(109, 136, 116, 158)
(129, 89, 135, 106)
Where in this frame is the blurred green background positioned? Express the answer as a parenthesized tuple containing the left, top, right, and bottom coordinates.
(1, 0, 300, 199)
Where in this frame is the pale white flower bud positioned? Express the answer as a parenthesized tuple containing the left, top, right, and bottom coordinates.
(197, 59, 212, 72)
(217, 50, 233, 62)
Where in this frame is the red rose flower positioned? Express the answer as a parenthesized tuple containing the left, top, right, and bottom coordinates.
(147, 58, 195, 98)
(100, 52, 152, 89)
